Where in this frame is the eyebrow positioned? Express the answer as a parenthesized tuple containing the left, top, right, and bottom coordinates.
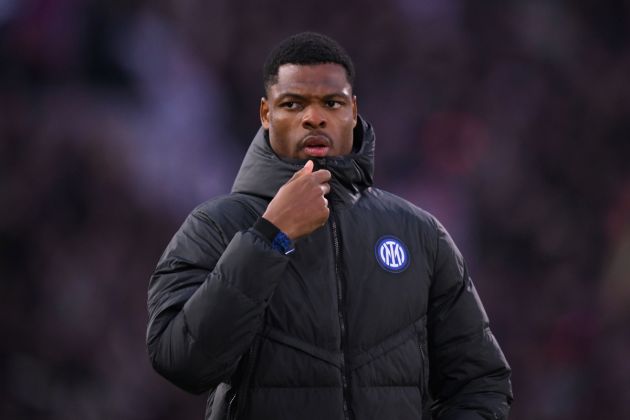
(275, 92, 350, 101)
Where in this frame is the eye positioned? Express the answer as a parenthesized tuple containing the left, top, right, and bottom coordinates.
(280, 101, 301, 110)
(325, 100, 342, 109)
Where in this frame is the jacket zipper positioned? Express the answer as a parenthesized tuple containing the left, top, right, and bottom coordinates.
(331, 211, 352, 420)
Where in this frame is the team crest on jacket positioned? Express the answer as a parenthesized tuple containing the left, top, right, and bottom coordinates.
(375, 236, 410, 273)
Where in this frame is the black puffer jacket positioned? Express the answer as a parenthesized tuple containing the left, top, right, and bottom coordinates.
(147, 117, 513, 420)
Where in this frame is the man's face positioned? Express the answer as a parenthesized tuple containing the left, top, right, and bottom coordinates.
(260, 63, 358, 160)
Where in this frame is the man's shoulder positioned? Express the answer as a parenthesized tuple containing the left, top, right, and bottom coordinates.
(362, 187, 438, 228)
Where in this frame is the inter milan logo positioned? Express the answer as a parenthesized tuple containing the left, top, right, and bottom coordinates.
(375, 236, 410, 273)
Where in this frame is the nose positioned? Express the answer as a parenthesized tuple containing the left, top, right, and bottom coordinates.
(302, 105, 327, 129)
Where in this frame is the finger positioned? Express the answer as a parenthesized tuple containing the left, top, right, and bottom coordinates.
(303, 160, 314, 174)
(297, 160, 314, 177)
(312, 169, 332, 183)
(320, 182, 330, 196)
(288, 160, 314, 182)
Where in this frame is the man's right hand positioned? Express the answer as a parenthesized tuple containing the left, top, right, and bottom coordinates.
(262, 160, 331, 240)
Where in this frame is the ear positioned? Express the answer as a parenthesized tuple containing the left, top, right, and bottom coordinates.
(260, 97, 270, 129)
(352, 95, 358, 127)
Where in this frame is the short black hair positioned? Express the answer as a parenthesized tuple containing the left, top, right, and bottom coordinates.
(263, 32, 355, 92)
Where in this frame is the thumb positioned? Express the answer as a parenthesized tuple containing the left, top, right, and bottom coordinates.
(288, 160, 313, 182)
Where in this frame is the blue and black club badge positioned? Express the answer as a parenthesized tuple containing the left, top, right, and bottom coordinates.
(375, 236, 410, 273)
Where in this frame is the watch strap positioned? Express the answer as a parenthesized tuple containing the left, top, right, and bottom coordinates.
(253, 217, 295, 255)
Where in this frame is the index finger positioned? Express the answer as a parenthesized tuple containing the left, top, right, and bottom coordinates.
(312, 169, 332, 183)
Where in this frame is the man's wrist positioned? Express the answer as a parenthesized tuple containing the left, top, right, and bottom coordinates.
(253, 217, 295, 255)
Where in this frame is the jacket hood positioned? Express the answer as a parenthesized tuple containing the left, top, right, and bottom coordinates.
(231, 116, 375, 206)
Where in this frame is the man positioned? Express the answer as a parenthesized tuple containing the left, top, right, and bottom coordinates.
(147, 32, 513, 420)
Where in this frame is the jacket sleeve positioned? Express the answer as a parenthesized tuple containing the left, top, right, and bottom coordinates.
(427, 219, 513, 419)
(146, 209, 288, 394)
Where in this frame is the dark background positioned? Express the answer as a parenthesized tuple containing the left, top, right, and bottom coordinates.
(1, 0, 629, 419)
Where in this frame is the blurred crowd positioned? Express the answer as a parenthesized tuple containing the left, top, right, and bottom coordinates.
(1, 0, 629, 419)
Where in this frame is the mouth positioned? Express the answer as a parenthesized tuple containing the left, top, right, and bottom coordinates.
(302, 134, 332, 158)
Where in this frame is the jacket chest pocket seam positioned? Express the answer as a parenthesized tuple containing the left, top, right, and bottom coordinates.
(227, 334, 264, 420)
(414, 316, 430, 416)
(418, 338, 429, 404)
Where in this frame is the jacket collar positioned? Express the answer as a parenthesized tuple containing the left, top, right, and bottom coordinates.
(231, 116, 375, 207)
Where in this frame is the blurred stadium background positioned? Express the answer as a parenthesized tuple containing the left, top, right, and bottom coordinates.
(1, 0, 629, 419)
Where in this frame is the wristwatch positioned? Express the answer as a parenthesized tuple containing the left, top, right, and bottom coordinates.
(272, 231, 295, 255)
(253, 217, 295, 255)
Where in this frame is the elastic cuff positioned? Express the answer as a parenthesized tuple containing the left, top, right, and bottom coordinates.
(253, 217, 280, 243)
